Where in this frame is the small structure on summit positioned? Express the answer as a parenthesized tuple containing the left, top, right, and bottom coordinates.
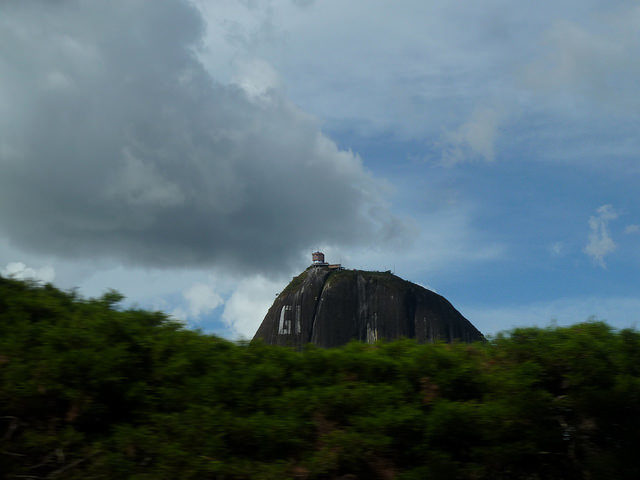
(311, 251, 328, 266)
(311, 251, 342, 269)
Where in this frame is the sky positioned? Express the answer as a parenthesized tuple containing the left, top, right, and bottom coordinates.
(1, 0, 639, 338)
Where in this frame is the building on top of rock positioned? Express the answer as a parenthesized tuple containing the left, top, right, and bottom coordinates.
(311, 251, 328, 266)
(311, 251, 343, 270)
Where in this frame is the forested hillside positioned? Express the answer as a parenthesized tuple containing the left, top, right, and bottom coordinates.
(1, 276, 639, 479)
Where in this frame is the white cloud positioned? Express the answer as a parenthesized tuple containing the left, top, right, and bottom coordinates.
(2, 262, 55, 283)
(584, 204, 618, 268)
(181, 282, 224, 319)
(625, 224, 640, 234)
(442, 107, 502, 164)
(232, 58, 283, 99)
(222, 275, 283, 339)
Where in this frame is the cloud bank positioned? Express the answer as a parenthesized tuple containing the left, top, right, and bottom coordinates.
(0, 0, 400, 275)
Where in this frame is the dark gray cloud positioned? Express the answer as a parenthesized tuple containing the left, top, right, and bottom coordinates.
(0, 0, 399, 273)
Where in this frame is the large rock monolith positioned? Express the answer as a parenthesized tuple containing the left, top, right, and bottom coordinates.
(253, 265, 483, 348)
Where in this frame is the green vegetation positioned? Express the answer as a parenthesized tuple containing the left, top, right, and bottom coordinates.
(323, 268, 353, 288)
(1, 276, 640, 479)
(280, 269, 311, 296)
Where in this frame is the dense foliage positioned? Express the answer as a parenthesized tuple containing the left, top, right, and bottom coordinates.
(1, 276, 639, 479)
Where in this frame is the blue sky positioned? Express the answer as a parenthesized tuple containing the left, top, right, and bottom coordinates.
(1, 0, 639, 338)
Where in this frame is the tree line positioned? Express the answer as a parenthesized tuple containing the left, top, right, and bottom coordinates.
(1, 275, 639, 479)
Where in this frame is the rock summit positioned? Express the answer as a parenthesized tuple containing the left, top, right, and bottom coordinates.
(253, 254, 483, 348)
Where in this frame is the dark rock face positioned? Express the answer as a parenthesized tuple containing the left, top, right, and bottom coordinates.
(253, 267, 483, 348)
